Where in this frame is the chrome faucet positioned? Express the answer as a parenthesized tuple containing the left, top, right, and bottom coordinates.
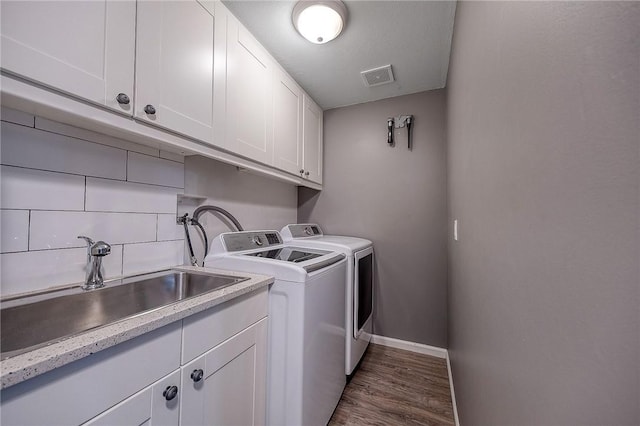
(77, 236, 111, 290)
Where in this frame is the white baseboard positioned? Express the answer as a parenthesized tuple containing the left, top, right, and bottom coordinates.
(446, 353, 461, 426)
(370, 334, 460, 425)
(370, 334, 447, 359)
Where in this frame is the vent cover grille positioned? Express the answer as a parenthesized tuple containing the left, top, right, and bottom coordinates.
(361, 65, 394, 87)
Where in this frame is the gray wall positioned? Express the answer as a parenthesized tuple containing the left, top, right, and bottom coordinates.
(299, 90, 448, 347)
(447, 2, 640, 425)
(184, 156, 297, 259)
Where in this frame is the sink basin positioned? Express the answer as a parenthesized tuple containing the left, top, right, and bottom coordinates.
(1, 270, 248, 360)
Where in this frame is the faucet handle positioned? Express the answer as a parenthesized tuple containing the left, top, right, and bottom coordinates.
(77, 235, 95, 246)
(77, 236, 111, 256)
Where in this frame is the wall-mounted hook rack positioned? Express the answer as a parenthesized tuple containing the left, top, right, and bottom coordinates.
(394, 115, 414, 149)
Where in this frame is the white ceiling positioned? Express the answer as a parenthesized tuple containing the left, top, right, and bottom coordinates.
(222, 1, 457, 110)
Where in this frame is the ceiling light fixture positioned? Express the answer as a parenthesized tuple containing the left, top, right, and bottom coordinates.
(292, 0, 348, 44)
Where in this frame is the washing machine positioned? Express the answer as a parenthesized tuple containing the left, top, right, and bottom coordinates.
(204, 230, 347, 426)
(281, 224, 374, 376)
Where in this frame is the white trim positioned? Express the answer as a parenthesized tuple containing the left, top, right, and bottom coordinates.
(446, 353, 461, 426)
(370, 334, 447, 359)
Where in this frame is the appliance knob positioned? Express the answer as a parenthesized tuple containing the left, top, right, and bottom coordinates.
(191, 369, 204, 383)
(116, 93, 130, 105)
(144, 104, 156, 115)
(163, 385, 178, 401)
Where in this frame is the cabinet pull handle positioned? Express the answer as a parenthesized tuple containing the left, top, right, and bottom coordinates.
(163, 385, 178, 401)
(191, 369, 204, 383)
(144, 104, 157, 115)
(116, 93, 130, 105)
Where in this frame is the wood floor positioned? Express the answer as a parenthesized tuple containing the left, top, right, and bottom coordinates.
(329, 344, 455, 426)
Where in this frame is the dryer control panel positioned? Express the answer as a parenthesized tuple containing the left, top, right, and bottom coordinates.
(283, 224, 323, 239)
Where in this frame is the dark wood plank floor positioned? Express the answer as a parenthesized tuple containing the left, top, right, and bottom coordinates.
(329, 344, 455, 426)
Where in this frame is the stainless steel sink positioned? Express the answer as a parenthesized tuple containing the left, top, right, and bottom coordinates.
(1, 270, 248, 360)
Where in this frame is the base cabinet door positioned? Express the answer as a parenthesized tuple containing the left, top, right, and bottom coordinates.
(135, 0, 215, 143)
(84, 369, 181, 426)
(0, 0, 135, 115)
(180, 318, 268, 426)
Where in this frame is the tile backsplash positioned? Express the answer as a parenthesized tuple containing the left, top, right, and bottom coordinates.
(0, 108, 185, 296)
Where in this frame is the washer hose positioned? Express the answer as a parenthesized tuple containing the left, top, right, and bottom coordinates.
(181, 214, 198, 266)
(190, 217, 209, 259)
(192, 205, 244, 232)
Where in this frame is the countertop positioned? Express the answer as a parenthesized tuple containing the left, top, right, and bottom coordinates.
(0, 266, 273, 389)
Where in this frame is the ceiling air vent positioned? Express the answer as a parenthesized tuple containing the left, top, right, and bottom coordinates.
(361, 65, 394, 87)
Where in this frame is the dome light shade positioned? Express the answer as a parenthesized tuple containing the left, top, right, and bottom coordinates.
(292, 1, 347, 44)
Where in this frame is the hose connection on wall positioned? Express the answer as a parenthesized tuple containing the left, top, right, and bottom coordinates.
(177, 205, 244, 267)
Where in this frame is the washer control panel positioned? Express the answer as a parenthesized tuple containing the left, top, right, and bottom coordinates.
(222, 231, 282, 252)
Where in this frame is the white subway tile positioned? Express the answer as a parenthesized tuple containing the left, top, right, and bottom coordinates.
(35, 117, 160, 157)
(123, 240, 184, 275)
(85, 178, 181, 214)
(1, 210, 29, 253)
(1, 166, 85, 211)
(127, 152, 184, 189)
(1, 107, 34, 127)
(0, 245, 123, 296)
(1, 122, 127, 180)
(30, 211, 157, 250)
(157, 214, 185, 241)
(159, 150, 185, 163)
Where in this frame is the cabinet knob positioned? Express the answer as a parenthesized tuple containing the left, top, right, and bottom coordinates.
(299, 169, 304, 174)
(305, 171, 310, 176)
(163, 385, 178, 401)
(116, 93, 130, 105)
(144, 104, 157, 115)
(191, 369, 204, 383)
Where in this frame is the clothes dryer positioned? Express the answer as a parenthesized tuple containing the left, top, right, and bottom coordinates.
(281, 224, 374, 376)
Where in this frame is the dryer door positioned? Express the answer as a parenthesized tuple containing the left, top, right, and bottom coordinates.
(353, 247, 374, 338)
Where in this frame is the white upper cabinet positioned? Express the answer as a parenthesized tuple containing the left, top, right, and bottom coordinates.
(224, 13, 274, 165)
(0, 1, 136, 115)
(1, 0, 323, 188)
(273, 69, 303, 175)
(303, 95, 323, 184)
(135, 0, 215, 144)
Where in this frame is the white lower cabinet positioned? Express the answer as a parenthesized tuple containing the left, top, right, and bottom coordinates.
(0, 287, 269, 426)
(180, 318, 268, 426)
(84, 369, 181, 426)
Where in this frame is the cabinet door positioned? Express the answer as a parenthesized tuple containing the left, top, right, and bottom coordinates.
(180, 318, 268, 426)
(226, 16, 274, 165)
(84, 369, 181, 426)
(303, 95, 323, 184)
(135, 0, 215, 144)
(273, 69, 303, 176)
(0, 0, 135, 115)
